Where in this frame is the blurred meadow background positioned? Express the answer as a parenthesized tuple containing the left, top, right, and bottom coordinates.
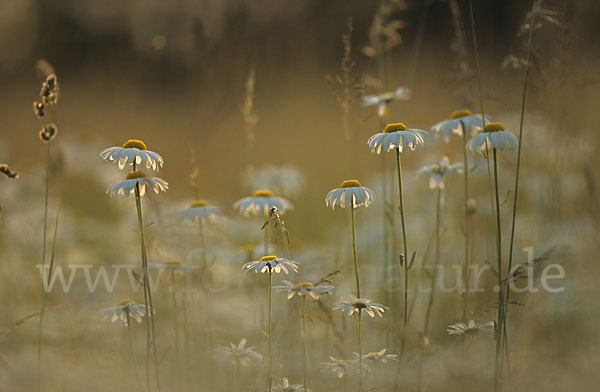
(1, 0, 599, 391)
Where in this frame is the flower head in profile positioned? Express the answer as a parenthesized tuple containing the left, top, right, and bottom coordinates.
(214, 338, 262, 366)
(273, 280, 334, 300)
(466, 122, 518, 154)
(100, 139, 164, 170)
(272, 378, 310, 392)
(431, 109, 490, 142)
(178, 200, 224, 224)
(446, 320, 494, 336)
(242, 255, 299, 274)
(106, 170, 168, 197)
(416, 156, 463, 189)
(325, 179, 375, 210)
(361, 87, 411, 117)
(234, 189, 293, 217)
(333, 295, 388, 318)
(98, 299, 147, 326)
(359, 348, 398, 363)
(321, 356, 359, 378)
(367, 122, 427, 154)
(148, 259, 191, 274)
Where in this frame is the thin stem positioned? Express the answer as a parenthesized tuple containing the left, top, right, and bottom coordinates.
(36, 143, 51, 391)
(357, 310, 363, 392)
(461, 121, 472, 323)
(395, 148, 409, 353)
(423, 188, 442, 338)
(302, 296, 308, 392)
(492, 149, 504, 392)
(278, 221, 291, 260)
(170, 271, 180, 366)
(468, 0, 486, 123)
(134, 182, 161, 391)
(264, 213, 269, 256)
(267, 270, 273, 392)
(504, 0, 537, 354)
(199, 219, 209, 270)
(350, 202, 360, 298)
(126, 310, 144, 392)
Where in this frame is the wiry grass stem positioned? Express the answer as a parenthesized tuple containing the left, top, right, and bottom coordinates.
(492, 148, 505, 392)
(302, 295, 309, 392)
(423, 188, 442, 337)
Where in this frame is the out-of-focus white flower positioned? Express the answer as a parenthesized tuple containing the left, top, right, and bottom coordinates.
(234, 190, 293, 217)
(242, 255, 299, 274)
(333, 295, 388, 318)
(466, 122, 518, 153)
(431, 109, 490, 142)
(245, 165, 305, 198)
(446, 320, 494, 335)
(362, 87, 411, 117)
(360, 348, 398, 363)
(416, 156, 463, 189)
(368, 123, 427, 154)
(272, 378, 309, 392)
(325, 179, 375, 209)
(178, 200, 224, 224)
(214, 338, 262, 366)
(321, 356, 359, 378)
(100, 139, 164, 170)
(148, 259, 192, 274)
(98, 299, 147, 326)
(273, 280, 334, 300)
(106, 170, 168, 197)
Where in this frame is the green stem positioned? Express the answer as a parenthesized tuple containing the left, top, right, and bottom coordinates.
(423, 188, 442, 337)
(358, 310, 363, 392)
(264, 213, 269, 256)
(126, 310, 144, 392)
(492, 148, 504, 392)
(302, 296, 308, 392)
(461, 121, 472, 323)
(350, 202, 360, 298)
(278, 221, 291, 260)
(171, 271, 180, 366)
(199, 220, 209, 270)
(395, 148, 409, 355)
(267, 270, 273, 392)
(134, 180, 161, 391)
(504, 0, 537, 355)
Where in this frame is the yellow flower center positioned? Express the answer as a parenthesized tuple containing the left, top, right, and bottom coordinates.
(260, 256, 278, 261)
(164, 260, 182, 265)
(450, 109, 473, 119)
(126, 170, 146, 180)
(297, 282, 313, 287)
(190, 200, 209, 208)
(122, 139, 147, 150)
(484, 122, 506, 132)
(432, 164, 441, 174)
(340, 179, 362, 188)
(254, 189, 275, 197)
(340, 359, 353, 363)
(383, 122, 408, 133)
(117, 299, 135, 306)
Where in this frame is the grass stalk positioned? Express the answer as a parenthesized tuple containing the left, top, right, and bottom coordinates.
(302, 295, 309, 392)
(492, 148, 505, 392)
(423, 188, 442, 337)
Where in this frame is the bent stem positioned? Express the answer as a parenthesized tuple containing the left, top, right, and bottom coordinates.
(302, 296, 309, 392)
(126, 310, 144, 392)
(134, 180, 161, 392)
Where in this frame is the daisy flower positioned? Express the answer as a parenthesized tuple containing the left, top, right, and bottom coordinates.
(273, 280, 334, 300)
(325, 179, 375, 209)
(446, 320, 495, 336)
(148, 259, 191, 274)
(272, 378, 310, 392)
(360, 348, 398, 363)
(321, 356, 359, 378)
(431, 109, 490, 142)
(178, 200, 224, 224)
(416, 156, 463, 189)
(242, 255, 299, 274)
(106, 170, 168, 197)
(333, 295, 388, 318)
(367, 122, 427, 154)
(214, 338, 263, 366)
(234, 189, 293, 217)
(466, 122, 518, 153)
(361, 87, 411, 117)
(98, 299, 148, 326)
(100, 139, 164, 170)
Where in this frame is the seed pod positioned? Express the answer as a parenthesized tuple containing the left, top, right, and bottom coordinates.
(39, 123, 58, 143)
(33, 101, 46, 118)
